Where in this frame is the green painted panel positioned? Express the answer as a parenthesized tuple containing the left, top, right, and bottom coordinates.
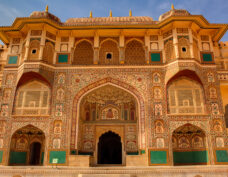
(173, 151, 208, 164)
(216, 150, 228, 162)
(8, 56, 18, 64)
(150, 150, 167, 164)
(10, 151, 27, 164)
(41, 152, 44, 164)
(151, 53, 161, 62)
(0, 151, 3, 163)
(49, 151, 66, 164)
(203, 53, 212, 62)
(127, 151, 139, 155)
(58, 54, 68, 63)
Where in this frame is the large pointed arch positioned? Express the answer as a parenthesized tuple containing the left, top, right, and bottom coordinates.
(9, 124, 45, 166)
(71, 77, 145, 149)
(172, 123, 208, 165)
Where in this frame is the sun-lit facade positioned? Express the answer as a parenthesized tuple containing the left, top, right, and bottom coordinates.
(0, 5, 227, 177)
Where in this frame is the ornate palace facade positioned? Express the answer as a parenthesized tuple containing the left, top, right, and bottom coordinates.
(0, 5, 227, 174)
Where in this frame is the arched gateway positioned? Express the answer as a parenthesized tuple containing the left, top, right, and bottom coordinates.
(71, 81, 144, 165)
(9, 125, 45, 166)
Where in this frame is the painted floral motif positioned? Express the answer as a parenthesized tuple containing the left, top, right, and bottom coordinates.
(6, 74, 14, 85)
(178, 136, 190, 148)
(1, 104, 8, 117)
(57, 73, 65, 84)
(3, 89, 11, 102)
(54, 120, 62, 134)
(155, 103, 162, 116)
(153, 72, 161, 83)
(56, 88, 65, 101)
(209, 87, 217, 99)
(211, 103, 219, 115)
(192, 136, 203, 148)
(207, 72, 215, 82)
(216, 137, 224, 147)
(53, 139, 61, 149)
(55, 104, 63, 116)
(213, 120, 223, 132)
(156, 138, 165, 148)
(154, 87, 162, 99)
(155, 120, 164, 134)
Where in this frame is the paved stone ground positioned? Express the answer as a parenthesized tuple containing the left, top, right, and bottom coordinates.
(0, 165, 227, 177)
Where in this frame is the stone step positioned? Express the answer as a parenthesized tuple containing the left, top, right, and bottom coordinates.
(0, 165, 227, 177)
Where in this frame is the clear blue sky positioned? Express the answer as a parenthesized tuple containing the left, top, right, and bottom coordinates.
(0, 0, 227, 43)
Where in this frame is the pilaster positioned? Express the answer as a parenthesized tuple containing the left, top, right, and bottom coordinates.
(24, 30, 31, 61)
(173, 28, 179, 59)
(188, 29, 194, 58)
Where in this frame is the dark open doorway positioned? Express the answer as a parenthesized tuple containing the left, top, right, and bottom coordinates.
(98, 131, 122, 164)
(29, 142, 41, 165)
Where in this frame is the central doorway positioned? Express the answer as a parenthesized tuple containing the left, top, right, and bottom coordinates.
(98, 131, 122, 164)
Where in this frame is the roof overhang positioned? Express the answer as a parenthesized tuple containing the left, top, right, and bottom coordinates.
(0, 15, 227, 44)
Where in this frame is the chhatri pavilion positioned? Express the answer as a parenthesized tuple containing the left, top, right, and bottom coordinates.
(0, 4, 227, 177)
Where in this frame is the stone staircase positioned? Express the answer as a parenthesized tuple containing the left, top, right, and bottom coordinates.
(0, 165, 227, 177)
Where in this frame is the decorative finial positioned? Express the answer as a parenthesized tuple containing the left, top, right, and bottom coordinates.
(171, 4, 174, 10)
(129, 9, 132, 17)
(109, 10, 112, 17)
(90, 11, 93, 18)
(45, 5, 49, 12)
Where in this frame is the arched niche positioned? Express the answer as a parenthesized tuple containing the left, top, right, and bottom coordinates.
(73, 40, 94, 65)
(99, 39, 119, 65)
(172, 123, 208, 166)
(167, 77, 205, 114)
(28, 40, 40, 60)
(43, 41, 54, 64)
(164, 39, 175, 62)
(13, 80, 51, 116)
(178, 37, 191, 58)
(9, 125, 45, 166)
(125, 39, 145, 64)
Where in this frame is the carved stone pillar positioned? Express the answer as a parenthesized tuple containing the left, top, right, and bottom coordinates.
(94, 47, 99, 64)
(188, 29, 194, 58)
(119, 47, 124, 64)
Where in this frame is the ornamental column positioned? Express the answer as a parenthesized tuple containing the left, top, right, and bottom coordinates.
(24, 30, 31, 61)
(94, 31, 99, 64)
(39, 30, 46, 60)
(173, 28, 179, 59)
(188, 29, 194, 58)
(145, 31, 150, 64)
(119, 31, 125, 64)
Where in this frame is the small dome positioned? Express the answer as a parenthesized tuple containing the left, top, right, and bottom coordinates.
(159, 8, 191, 21)
(30, 11, 61, 23)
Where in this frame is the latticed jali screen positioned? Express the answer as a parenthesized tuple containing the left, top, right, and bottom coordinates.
(14, 81, 50, 115)
(168, 79, 204, 114)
